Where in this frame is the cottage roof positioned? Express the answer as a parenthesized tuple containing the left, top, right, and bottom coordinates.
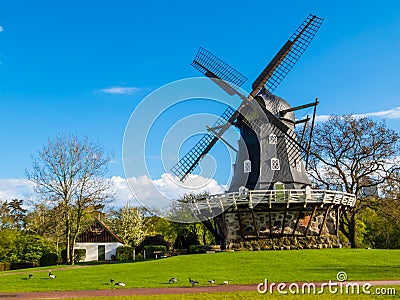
(76, 217, 124, 244)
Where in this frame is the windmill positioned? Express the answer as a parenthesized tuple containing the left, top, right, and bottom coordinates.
(170, 14, 356, 248)
(171, 14, 322, 190)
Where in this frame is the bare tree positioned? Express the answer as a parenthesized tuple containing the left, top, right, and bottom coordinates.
(27, 132, 114, 264)
(308, 115, 400, 248)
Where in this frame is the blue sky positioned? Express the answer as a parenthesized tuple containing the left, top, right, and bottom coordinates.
(0, 0, 400, 203)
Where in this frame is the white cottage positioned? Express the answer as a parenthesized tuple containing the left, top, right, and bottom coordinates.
(74, 218, 124, 262)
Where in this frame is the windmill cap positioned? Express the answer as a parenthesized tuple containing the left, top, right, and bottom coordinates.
(260, 90, 295, 123)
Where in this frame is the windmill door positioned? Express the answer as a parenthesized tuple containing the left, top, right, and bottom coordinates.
(98, 245, 105, 260)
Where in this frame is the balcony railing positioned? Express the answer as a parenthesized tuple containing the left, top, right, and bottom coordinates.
(191, 189, 356, 215)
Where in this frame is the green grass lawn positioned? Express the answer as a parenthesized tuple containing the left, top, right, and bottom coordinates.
(0, 249, 399, 292)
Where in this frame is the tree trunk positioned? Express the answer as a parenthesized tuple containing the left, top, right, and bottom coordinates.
(69, 242, 74, 265)
(66, 215, 71, 264)
(349, 213, 357, 248)
(202, 224, 207, 245)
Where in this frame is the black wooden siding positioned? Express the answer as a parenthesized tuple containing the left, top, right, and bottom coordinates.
(76, 219, 124, 243)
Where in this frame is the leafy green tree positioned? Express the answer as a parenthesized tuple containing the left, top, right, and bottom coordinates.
(0, 201, 13, 229)
(7, 199, 26, 230)
(142, 215, 176, 242)
(10, 234, 55, 263)
(362, 173, 400, 248)
(0, 230, 55, 263)
(25, 203, 65, 253)
(0, 228, 19, 261)
(108, 204, 145, 247)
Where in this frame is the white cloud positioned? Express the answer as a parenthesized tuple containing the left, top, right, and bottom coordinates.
(111, 173, 226, 208)
(100, 86, 141, 95)
(315, 115, 330, 122)
(0, 175, 227, 213)
(0, 179, 34, 201)
(0, 26, 3, 32)
(316, 106, 400, 122)
(355, 106, 400, 119)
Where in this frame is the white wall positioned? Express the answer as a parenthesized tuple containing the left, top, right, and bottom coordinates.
(75, 242, 124, 262)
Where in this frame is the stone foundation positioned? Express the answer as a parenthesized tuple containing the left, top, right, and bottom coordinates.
(223, 207, 338, 241)
(227, 235, 341, 251)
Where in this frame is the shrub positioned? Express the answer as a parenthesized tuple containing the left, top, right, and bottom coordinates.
(73, 249, 86, 263)
(116, 246, 134, 261)
(143, 245, 167, 258)
(190, 245, 206, 254)
(40, 253, 58, 266)
(135, 234, 171, 253)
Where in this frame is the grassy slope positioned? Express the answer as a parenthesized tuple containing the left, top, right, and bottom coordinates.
(0, 249, 399, 292)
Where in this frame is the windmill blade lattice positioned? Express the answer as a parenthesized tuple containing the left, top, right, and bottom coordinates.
(171, 48, 248, 181)
(191, 47, 248, 95)
(251, 14, 323, 96)
(171, 106, 238, 181)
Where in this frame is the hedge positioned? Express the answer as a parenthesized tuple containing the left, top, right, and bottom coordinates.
(143, 245, 167, 258)
(40, 253, 59, 266)
(190, 245, 206, 254)
(116, 246, 134, 261)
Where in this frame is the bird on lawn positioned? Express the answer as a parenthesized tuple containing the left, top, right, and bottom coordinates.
(115, 282, 126, 287)
(189, 277, 199, 286)
(109, 279, 115, 284)
(207, 279, 215, 284)
(169, 277, 179, 283)
(223, 280, 229, 285)
(28, 274, 33, 279)
(48, 271, 56, 279)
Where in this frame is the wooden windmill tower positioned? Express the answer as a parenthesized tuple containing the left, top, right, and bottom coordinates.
(171, 14, 356, 249)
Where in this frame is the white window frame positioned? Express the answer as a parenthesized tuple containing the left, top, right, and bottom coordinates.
(271, 158, 280, 170)
(296, 161, 302, 172)
(243, 159, 251, 173)
(269, 134, 278, 144)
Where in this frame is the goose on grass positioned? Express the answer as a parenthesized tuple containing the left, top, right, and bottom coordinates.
(189, 277, 199, 286)
(115, 282, 126, 287)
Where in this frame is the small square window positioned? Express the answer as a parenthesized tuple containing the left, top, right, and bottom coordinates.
(269, 134, 277, 144)
(243, 159, 251, 173)
(271, 158, 280, 170)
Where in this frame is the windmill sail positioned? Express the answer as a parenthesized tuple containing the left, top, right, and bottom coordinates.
(171, 48, 248, 181)
(171, 14, 323, 182)
(171, 106, 239, 181)
(250, 14, 324, 97)
(191, 47, 248, 95)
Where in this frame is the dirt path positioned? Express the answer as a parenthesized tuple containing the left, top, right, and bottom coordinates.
(0, 280, 399, 299)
